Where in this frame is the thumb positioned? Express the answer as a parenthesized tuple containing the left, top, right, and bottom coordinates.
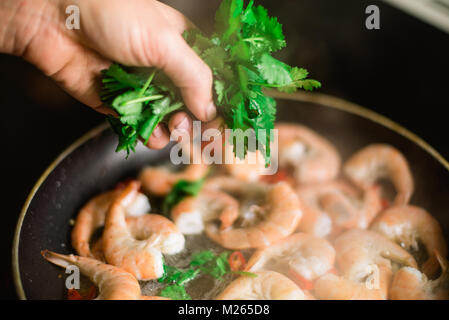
(154, 31, 216, 122)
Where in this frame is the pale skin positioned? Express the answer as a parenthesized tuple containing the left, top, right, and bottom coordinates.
(0, 0, 217, 149)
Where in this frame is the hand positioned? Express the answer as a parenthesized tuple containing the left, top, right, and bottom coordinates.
(1, 0, 216, 149)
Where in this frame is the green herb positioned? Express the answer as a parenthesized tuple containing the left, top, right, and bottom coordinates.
(160, 284, 191, 300)
(100, 0, 320, 162)
(158, 264, 200, 286)
(162, 179, 205, 215)
(232, 270, 258, 277)
(191, 250, 231, 279)
(157, 250, 257, 300)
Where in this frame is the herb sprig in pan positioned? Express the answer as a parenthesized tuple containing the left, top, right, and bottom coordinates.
(100, 0, 320, 162)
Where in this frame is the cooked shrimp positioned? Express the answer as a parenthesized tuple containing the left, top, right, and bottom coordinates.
(390, 251, 449, 300)
(245, 233, 335, 284)
(203, 177, 302, 249)
(322, 229, 417, 299)
(370, 205, 447, 276)
(314, 266, 392, 300)
(296, 181, 382, 238)
(335, 229, 417, 278)
(139, 164, 208, 196)
(215, 271, 307, 300)
(344, 144, 414, 206)
(41, 250, 141, 300)
(171, 190, 239, 235)
(276, 123, 340, 184)
(102, 181, 185, 280)
(314, 229, 417, 300)
(223, 148, 267, 182)
(71, 190, 151, 259)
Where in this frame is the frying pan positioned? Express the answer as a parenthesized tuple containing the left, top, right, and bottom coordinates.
(12, 92, 449, 299)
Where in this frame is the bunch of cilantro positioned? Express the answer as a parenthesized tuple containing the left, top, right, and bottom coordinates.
(100, 0, 320, 162)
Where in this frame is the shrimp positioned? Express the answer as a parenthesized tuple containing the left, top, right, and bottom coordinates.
(171, 190, 240, 235)
(215, 271, 308, 300)
(245, 233, 335, 285)
(139, 164, 208, 196)
(314, 229, 417, 300)
(390, 251, 449, 300)
(203, 177, 302, 249)
(102, 181, 185, 280)
(71, 190, 151, 259)
(370, 205, 447, 276)
(344, 144, 414, 206)
(314, 267, 392, 300)
(296, 181, 382, 238)
(276, 123, 341, 185)
(223, 148, 267, 182)
(41, 250, 142, 300)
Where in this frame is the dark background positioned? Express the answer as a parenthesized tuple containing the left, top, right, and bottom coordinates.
(1, 0, 448, 299)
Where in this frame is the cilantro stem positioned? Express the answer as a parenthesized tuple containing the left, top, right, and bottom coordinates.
(247, 81, 284, 88)
(139, 70, 157, 97)
(122, 95, 164, 106)
(162, 102, 184, 116)
(243, 37, 266, 43)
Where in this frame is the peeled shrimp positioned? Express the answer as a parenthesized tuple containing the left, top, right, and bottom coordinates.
(223, 149, 267, 182)
(276, 123, 340, 184)
(314, 267, 392, 300)
(171, 190, 239, 235)
(215, 271, 307, 300)
(71, 190, 150, 259)
(203, 177, 302, 249)
(246, 233, 335, 283)
(296, 181, 382, 238)
(344, 144, 414, 206)
(102, 181, 185, 280)
(42, 251, 142, 300)
(316, 229, 417, 300)
(370, 205, 447, 276)
(139, 164, 208, 196)
(390, 251, 449, 300)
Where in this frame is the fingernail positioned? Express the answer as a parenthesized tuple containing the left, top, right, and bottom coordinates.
(175, 117, 190, 131)
(206, 102, 217, 121)
(152, 125, 163, 138)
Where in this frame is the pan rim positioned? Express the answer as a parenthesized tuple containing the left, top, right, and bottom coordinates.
(12, 92, 449, 300)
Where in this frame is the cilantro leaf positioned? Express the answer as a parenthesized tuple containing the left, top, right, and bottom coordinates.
(160, 284, 191, 300)
(257, 54, 292, 85)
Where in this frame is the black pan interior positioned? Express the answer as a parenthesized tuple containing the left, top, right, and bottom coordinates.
(14, 97, 449, 299)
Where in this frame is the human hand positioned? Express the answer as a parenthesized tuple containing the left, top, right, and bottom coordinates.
(1, 0, 216, 149)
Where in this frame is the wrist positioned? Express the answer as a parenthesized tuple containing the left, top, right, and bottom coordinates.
(0, 0, 65, 57)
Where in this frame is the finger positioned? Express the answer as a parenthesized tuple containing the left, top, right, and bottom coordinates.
(153, 1, 196, 33)
(168, 111, 192, 134)
(146, 124, 170, 149)
(155, 32, 216, 122)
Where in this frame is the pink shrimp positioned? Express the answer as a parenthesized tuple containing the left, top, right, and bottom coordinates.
(71, 189, 150, 259)
(102, 181, 185, 280)
(139, 164, 209, 196)
(296, 181, 382, 238)
(171, 190, 240, 235)
(390, 251, 449, 300)
(276, 123, 341, 185)
(215, 271, 308, 300)
(245, 233, 335, 284)
(203, 177, 302, 249)
(370, 205, 447, 277)
(42, 251, 147, 300)
(344, 144, 414, 206)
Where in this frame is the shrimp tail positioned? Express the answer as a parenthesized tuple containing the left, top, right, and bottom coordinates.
(423, 250, 449, 279)
(41, 250, 76, 268)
